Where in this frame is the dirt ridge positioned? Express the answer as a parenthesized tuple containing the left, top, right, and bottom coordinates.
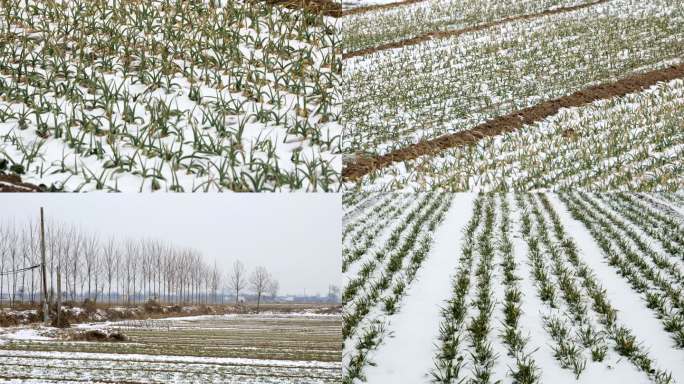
(342, 62, 684, 181)
(343, 0, 609, 59)
(342, 0, 425, 16)
(0, 173, 42, 192)
(264, 0, 342, 17)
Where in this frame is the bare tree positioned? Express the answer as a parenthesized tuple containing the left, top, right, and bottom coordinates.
(0, 218, 296, 313)
(268, 279, 279, 300)
(69, 229, 83, 301)
(0, 222, 14, 306)
(229, 260, 247, 306)
(102, 237, 117, 304)
(250, 266, 271, 314)
(328, 284, 340, 302)
(210, 261, 220, 304)
(124, 240, 138, 305)
(83, 233, 99, 301)
(9, 224, 19, 306)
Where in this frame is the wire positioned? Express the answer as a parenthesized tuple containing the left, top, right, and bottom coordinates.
(0, 264, 41, 276)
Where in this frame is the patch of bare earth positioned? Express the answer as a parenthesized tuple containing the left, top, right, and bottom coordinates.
(0, 173, 42, 192)
(262, 0, 342, 17)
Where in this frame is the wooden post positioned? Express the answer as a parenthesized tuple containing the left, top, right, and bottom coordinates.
(56, 265, 61, 327)
(40, 207, 49, 325)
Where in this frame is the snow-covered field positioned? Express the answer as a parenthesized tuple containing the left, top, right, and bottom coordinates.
(342, 0, 684, 191)
(349, 79, 684, 191)
(0, 313, 342, 383)
(0, 0, 341, 192)
(342, 192, 684, 383)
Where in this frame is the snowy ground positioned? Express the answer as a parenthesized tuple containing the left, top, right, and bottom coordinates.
(342, 192, 684, 383)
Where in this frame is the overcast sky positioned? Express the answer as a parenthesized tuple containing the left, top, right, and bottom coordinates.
(0, 194, 341, 296)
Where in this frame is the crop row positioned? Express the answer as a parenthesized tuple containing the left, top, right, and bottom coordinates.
(342, 193, 413, 271)
(656, 193, 684, 208)
(0, 350, 340, 384)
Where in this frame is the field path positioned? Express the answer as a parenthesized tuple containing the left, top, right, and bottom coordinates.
(343, 62, 684, 181)
(266, 0, 342, 16)
(342, 0, 608, 59)
(342, 0, 425, 16)
(548, 195, 684, 380)
(363, 194, 476, 383)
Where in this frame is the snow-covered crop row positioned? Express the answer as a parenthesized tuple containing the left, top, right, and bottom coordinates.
(343, 0, 593, 52)
(0, 0, 341, 192)
(342, 192, 684, 383)
(343, 0, 683, 156)
(348, 79, 684, 191)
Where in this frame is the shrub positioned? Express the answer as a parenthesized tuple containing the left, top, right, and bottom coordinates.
(82, 298, 97, 314)
(144, 299, 162, 313)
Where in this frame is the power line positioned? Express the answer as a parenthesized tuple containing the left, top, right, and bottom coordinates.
(0, 264, 41, 276)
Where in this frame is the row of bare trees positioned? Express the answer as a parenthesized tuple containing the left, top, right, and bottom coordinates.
(0, 219, 280, 310)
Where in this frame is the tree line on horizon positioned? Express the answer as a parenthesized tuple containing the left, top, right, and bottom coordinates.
(0, 218, 341, 312)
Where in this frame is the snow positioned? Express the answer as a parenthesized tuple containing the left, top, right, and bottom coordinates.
(345, 193, 684, 383)
(0, 328, 53, 341)
(548, 195, 684, 380)
(363, 193, 476, 383)
(0, 349, 339, 369)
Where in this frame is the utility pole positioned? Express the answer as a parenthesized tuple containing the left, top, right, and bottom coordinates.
(40, 207, 49, 325)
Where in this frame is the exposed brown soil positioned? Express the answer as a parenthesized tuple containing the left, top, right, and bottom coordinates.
(343, 0, 608, 59)
(343, 62, 684, 181)
(0, 173, 42, 192)
(71, 329, 128, 342)
(0, 302, 340, 327)
(342, 0, 425, 16)
(263, 0, 342, 17)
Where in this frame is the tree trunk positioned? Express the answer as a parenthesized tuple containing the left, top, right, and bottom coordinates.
(256, 293, 261, 314)
(56, 266, 62, 327)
